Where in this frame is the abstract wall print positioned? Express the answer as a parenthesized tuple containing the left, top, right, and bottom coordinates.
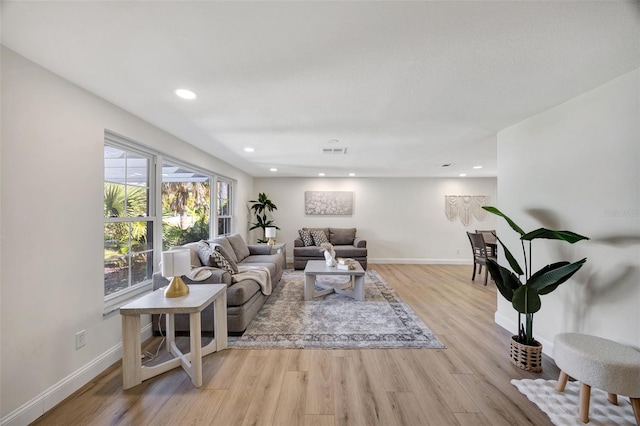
(445, 195, 489, 226)
(305, 191, 354, 215)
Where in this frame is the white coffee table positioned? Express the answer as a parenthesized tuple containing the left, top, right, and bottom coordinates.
(303, 260, 366, 301)
(120, 284, 227, 389)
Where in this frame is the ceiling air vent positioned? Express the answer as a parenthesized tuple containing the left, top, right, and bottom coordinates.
(322, 147, 348, 155)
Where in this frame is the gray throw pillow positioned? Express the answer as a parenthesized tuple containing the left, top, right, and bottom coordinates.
(329, 228, 356, 245)
(226, 234, 251, 262)
(310, 230, 329, 246)
(195, 241, 236, 275)
(298, 229, 314, 246)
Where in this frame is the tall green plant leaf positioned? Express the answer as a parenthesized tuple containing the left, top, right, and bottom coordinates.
(512, 286, 541, 314)
(482, 206, 525, 236)
(493, 233, 524, 276)
(487, 259, 521, 302)
(522, 228, 590, 243)
(528, 258, 587, 294)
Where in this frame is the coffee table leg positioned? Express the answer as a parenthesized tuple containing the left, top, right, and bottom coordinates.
(304, 274, 315, 300)
(354, 275, 365, 301)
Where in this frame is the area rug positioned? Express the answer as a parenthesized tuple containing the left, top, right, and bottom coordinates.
(228, 269, 445, 349)
(512, 378, 637, 425)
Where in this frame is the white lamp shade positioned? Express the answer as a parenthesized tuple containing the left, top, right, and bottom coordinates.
(265, 227, 276, 238)
(161, 249, 191, 278)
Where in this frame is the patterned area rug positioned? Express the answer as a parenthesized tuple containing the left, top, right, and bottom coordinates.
(512, 379, 638, 425)
(228, 269, 445, 349)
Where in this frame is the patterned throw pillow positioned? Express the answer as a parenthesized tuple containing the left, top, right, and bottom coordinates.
(210, 243, 239, 273)
(298, 229, 314, 246)
(310, 230, 329, 246)
(195, 241, 236, 275)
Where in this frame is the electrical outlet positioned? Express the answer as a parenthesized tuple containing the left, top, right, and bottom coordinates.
(75, 330, 86, 349)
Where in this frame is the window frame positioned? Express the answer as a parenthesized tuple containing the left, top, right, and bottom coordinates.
(103, 131, 235, 313)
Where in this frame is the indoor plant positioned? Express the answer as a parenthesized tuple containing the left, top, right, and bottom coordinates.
(249, 192, 279, 243)
(483, 206, 589, 372)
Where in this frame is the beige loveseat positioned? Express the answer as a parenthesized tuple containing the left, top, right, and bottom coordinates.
(293, 227, 367, 270)
(152, 233, 283, 333)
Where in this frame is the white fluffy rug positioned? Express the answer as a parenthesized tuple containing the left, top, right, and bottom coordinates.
(512, 378, 637, 425)
(228, 269, 445, 349)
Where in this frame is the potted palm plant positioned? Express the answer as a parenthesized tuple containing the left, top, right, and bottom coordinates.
(483, 206, 589, 372)
(249, 193, 279, 243)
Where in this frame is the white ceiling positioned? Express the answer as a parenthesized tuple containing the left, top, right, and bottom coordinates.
(2, 1, 638, 178)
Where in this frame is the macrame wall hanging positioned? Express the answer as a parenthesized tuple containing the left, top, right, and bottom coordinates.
(445, 195, 489, 226)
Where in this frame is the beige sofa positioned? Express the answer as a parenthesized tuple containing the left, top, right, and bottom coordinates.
(152, 233, 283, 334)
(293, 227, 367, 270)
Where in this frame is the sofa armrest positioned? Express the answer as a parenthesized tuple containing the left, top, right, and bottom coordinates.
(294, 238, 304, 247)
(354, 238, 367, 248)
(248, 244, 271, 255)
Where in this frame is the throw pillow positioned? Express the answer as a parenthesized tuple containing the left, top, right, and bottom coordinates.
(195, 241, 236, 275)
(310, 229, 329, 246)
(210, 243, 239, 273)
(329, 228, 357, 245)
(298, 229, 314, 246)
(226, 234, 250, 262)
(195, 241, 217, 267)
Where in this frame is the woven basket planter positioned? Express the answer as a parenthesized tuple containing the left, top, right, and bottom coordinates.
(510, 335, 542, 372)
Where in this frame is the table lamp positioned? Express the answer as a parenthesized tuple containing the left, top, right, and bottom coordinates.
(161, 249, 190, 298)
(265, 227, 276, 245)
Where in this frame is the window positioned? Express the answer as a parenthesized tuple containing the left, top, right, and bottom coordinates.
(162, 162, 211, 250)
(104, 144, 154, 297)
(216, 179, 232, 235)
(103, 132, 235, 305)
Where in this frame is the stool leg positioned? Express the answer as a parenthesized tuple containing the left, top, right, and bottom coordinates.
(607, 393, 618, 405)
(556, 371, 568, 392)
(631, 398, 640, 426)
(579, 383, 591, 424)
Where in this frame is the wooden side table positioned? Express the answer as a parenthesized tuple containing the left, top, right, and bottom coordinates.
(120, 284, 227, 389)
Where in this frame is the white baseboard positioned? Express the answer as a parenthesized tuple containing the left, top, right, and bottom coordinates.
(369, 258, 473, 265)
(494, 311, 554, 358)
(0, 323, 153, 426)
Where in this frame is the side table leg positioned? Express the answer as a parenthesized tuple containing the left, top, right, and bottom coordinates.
(215, 291, 228, 350)
(189, 312, 203, 387)
(166, 313, 175, 354)
(122, 315, 142, 389)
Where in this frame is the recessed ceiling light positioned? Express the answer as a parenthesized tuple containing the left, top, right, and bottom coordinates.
(459, 173, 467, 177)
(348, 173, 356, 177)
(318, 173, 325, 177)
(473, 165, 483, 169)
(270, 168, 277, 172)
(175, 89, 197, 100)
(244, 147, 255, 153)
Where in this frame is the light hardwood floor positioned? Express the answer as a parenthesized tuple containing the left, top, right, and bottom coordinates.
(33, 264, 558, 425)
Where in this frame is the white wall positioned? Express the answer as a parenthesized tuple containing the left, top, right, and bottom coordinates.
(0, 48, 254, 423)
(254, 177, 497, 263)
(495, 69, 640, 355)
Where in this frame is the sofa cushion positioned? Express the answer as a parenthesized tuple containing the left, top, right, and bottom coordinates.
(208, 236, 238, 263)
(227, 233, 251, 262)
(239, 258, 279, 278)
(293, 246, 326, 257)
(333, 245, 368, 258)
(329, 228, 356, 245)
(226, 279, 261, 307)
(310, 229, 329, 246)
(298, 229, 314, 246)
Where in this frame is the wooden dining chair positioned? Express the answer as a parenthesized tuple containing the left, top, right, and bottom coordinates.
(466, 232, 497, 286)
(476, 229, 497, 257)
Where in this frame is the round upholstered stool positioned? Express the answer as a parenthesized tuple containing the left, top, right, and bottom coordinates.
(554, 333, 640, 424)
